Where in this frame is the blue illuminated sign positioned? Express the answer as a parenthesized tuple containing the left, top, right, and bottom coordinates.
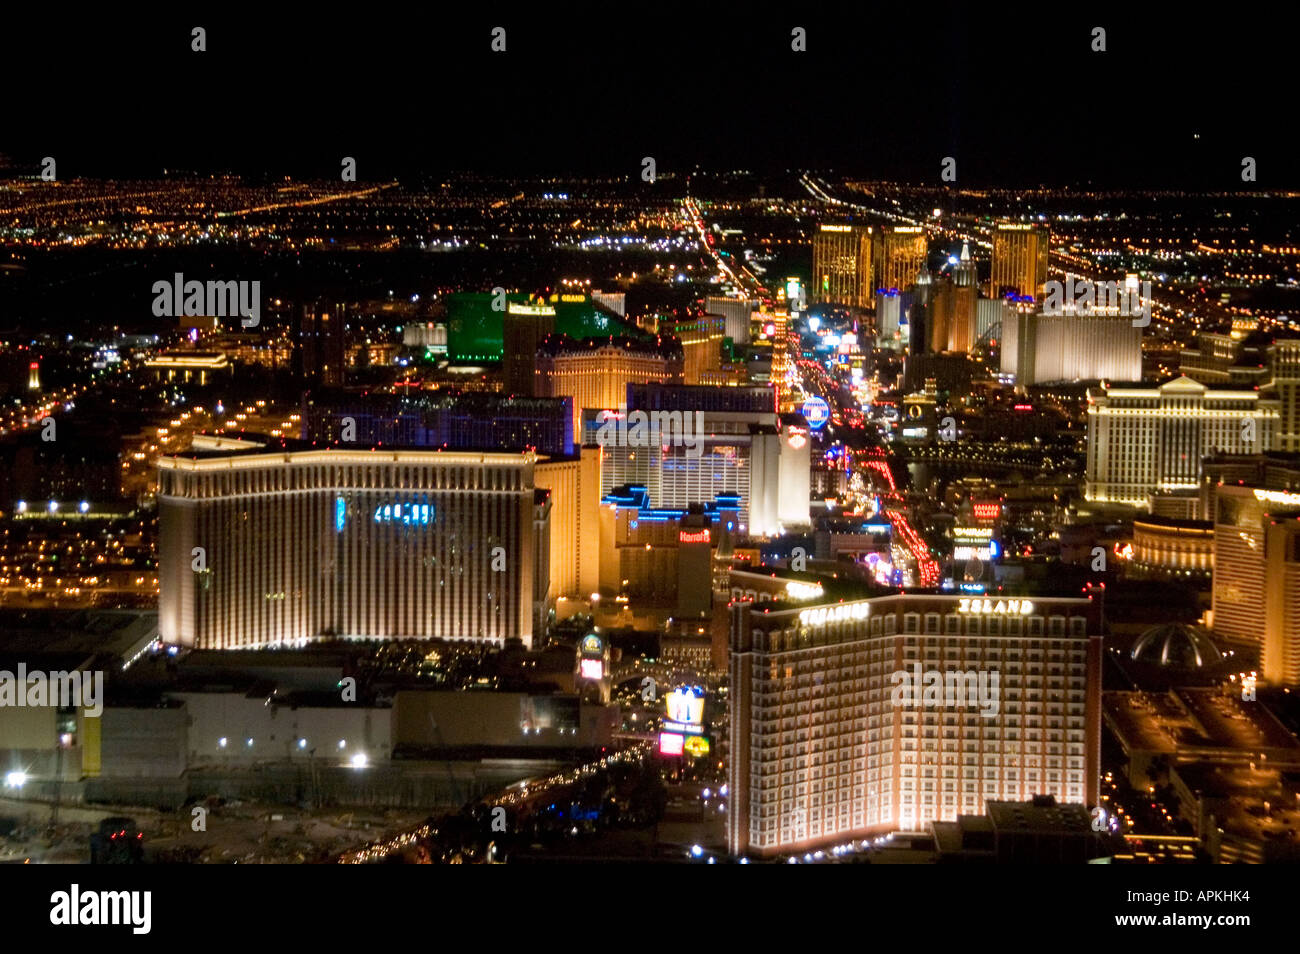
(335, 496, 346, 532)
(373, 497, 434, 526)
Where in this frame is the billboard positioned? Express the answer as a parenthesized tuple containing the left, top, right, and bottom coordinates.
(658, 732, 685, 756)
(579, 633, 605, 680)
(660, 686, 707, 757)
(665, 687, 705, 728)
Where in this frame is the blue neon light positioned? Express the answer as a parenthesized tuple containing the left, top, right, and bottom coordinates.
(373, 497, 434, 526)
(802, 397, 830, 431)
(335, 496, 346, 532)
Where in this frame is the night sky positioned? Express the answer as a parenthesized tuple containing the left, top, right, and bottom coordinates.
(2, 3, 1293, 186)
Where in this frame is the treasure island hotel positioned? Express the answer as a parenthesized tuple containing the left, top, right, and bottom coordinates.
(728, 593, 1102, 858)
(158, 436, 546, 650)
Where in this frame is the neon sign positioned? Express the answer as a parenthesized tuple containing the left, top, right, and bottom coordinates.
(785, 581, 824, 601)
(683, 736, 710, 757)
(799, 602, 870, 627)
(373, 499, 434, 526)
(658, 732, 685, 756)
(1254, 489, 1300, 508)
(957, 598, 1034, 616)
(678, 529, 711, 544)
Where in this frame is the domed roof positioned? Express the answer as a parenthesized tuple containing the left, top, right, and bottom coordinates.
(1130, 623, 1222, 669)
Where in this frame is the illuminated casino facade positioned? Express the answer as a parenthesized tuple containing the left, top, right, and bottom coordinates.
(1129, 516, 1214, 580)
(158, 439, 547, 650)
(584, 408, 811, 538)
(728, 593, 1102, 858)
(535, 334, 684, 436)
(1086, 376, 1280, 508)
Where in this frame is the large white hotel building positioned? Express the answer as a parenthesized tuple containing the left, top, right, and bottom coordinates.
(1086, 376, 1279, 508)
(158, 437, 547, 650)
(1001, 311, 1142, 385)
(727, 593, 1101, 858)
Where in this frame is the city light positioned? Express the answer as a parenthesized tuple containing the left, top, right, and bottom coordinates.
(3, 38, 1294, 889)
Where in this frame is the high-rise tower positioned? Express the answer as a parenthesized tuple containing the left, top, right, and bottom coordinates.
(990, 223, 1050, 300)
(812, 224, 873, 308)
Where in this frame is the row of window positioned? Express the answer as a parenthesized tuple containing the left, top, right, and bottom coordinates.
(164, 461, 528, 498)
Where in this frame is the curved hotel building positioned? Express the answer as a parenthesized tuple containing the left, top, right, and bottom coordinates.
(728, 593, 1102, 858)
(158, 438, 546, 650)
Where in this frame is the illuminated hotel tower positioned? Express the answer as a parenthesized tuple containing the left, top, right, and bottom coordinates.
(990, 223, 1050, 300)
(1001, 311, 1142, 386)
(503, 301, 556, 396)
(1263, 514, 1300, 684)
(873, 226, 929, 296)
(663, 314, 726, 385)
(812, 224, 873, 308)
(1086, 377, 1279, 507)
(27, 361, 40, 391)
(534, 335, 684, 436)
(1270, 338, 1300, 452)
(728, 593, 1102, 857)
(158, 440, 547, 650)
(1211, 482, 1300, 683)
(929, 243, 979, 353)
(907, 264, 933, 357)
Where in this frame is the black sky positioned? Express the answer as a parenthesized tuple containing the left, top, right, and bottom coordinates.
(2, 2, 1294, 187)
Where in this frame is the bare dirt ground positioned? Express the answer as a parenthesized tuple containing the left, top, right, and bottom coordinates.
(0, 796, 430, 864)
